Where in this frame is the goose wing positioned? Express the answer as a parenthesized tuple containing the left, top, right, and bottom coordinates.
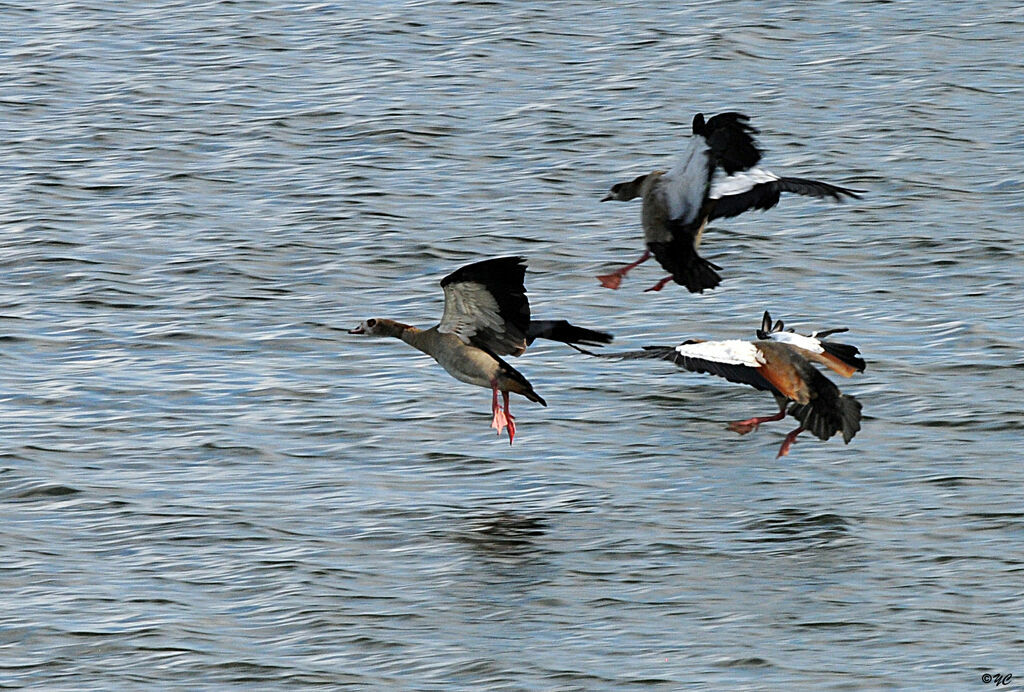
(668, 339, 775, 391)
(698, 112, 763, 174)
(608, 340, 776, 392)
(710, 169, 862, 220)
(438, 256, 530, 356)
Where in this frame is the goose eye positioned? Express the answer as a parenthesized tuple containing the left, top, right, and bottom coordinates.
(366, 319, 378, 328)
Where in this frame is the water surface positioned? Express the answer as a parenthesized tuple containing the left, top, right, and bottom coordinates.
(2, 1, 1023, 689)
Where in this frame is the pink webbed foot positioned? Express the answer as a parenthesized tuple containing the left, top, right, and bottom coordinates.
(489, 386, 516, 445)
(776, 426, 805, 458)
(597, 250, 651, 290)
(727, 409, 786, 436)
(643, 275, 674, 292)
(727, 419, 759, 436)
(491, 406, 511, 438)
(596, 271, 625, 290)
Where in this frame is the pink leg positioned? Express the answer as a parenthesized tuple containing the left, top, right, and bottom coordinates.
(643, 275, 674, 292)
(490, 383, 510, 438)
(776, 426, 805, 458)
(502, 390, 516, 445)
(597, 250, 651, 290)
(728, 408, 786, 435)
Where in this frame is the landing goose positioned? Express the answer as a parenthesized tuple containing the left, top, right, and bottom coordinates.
(350, 256, 613, 444)
(594, 311, 864, 457)
(599, 113, 860, 293)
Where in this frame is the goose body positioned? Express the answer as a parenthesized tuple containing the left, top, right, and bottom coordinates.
(350, 256, 613, 444)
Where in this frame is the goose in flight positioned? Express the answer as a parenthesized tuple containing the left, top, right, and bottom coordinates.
(599, 113, 861, 293)
(350, 256, 613, 444)
(592, 311, 864, 457)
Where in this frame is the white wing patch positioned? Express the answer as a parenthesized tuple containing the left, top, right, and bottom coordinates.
(710, 167, 779, 199)
(762, 330, 824, 354)
(675, 339, 764, 367)
(658, 136, 710, 223)
(438, 282, 505, 344)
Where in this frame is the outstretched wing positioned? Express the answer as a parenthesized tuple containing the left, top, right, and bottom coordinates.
(438, 256, 530, 356)
(667, 339, 775, 391)
(602, 340, 776, 392)
(709, 168, 862, 220)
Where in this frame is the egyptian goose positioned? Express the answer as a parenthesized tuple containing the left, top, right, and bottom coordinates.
(349, 256, 613, 444)
(596, 311, 864, 457)
(599, 113, 860, 293)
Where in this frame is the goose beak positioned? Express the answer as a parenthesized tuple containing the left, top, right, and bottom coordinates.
(600, 192, 614, 202)
(348, 325, 365, 334)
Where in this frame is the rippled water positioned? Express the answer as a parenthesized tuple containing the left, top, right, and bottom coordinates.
(2, 1, 1023, 689)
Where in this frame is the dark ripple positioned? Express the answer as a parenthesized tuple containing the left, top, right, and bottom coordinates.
(1, 482, 81, 500)
(744, 509, 851, 541)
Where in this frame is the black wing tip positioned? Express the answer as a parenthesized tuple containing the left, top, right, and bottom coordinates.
(693, 111, 757, 134)
(812, 327, 850, 339)
(526, 320, 614, 348)
(826, 182, 865, 199)
(496, 356, 545, 406)
(775, 177, 865, 201)
(576, 329, 615, 346)
(590, 345, 677, 361)
(756, 310, 789, 338)
(840, 394, 863, 443)
(441, 256, 528, 287)
(521, 384, 547, 407)
(699, 112, 763, 174)
(814, 182, 864, 201)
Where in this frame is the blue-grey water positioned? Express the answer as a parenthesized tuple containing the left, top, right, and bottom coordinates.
(2, 1, 1023, 689)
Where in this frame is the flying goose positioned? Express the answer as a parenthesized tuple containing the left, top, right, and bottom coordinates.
(350, 256, 613, 444)
(599, 113, 861, 293)
(593, 311, 864, 457)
